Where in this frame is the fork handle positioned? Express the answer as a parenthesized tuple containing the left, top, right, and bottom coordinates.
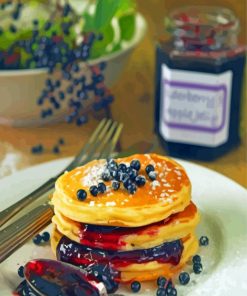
(0, 203, 53, 263)
(0, 177, 56, 228)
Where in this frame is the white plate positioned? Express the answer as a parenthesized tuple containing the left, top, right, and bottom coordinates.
(0, 157, 247, 296)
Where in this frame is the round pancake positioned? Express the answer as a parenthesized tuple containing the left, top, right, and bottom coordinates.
(51, 227, 198, 283)
(51, 154, 191, 227)
(52, 202, 199, 251)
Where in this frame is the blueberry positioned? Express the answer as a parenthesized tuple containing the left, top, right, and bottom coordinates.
(157, 276, 167, 287)
(145, 164, 155, 174)
(18, 266, 24, 278)
(90, 185, 98, 197)
(98, 182, 106, 194)
(123, 178, 132, 189)
(135, 175, 146, 187)
(156, 288, 166, 296)
(118, 163, 127, 172)
(192, 255, 201, 264)
(53, 146, 60, 154)
(148, 171, 157, 180)
(128, 183, 137, 194)
(44, 21, 52, 31)
(12, 10, 20, 20)
(77, 189, 87, 201)
(9, 24, 17, 33)
(107, 159, 118, 170)
(130, 160, 141, 171)
(76, 116, 88, 126)
(31, 144, 43, 154)
(199, 236, 209, 246)
(166, 287, 177, 296)
(102, 170, 111, 182)
(99, 62, 106, 70)
(77, 91, 86, 100)
(166, 281, 173, 293)
(131, 281, 141, 293)
(193, 263, 203, 274)
(58, 138, 65, 145)
(112, 180, 120, 190)
(179, 272, 190, 285)
(72, 63, 79, 72)
(33, 234, 42, 245)
(33, 19, 39, 26)
(110, 169, 119, 179)
(128, 168, 138, 180)
(58, 92, 65, 100)
(67, 85, 74, 94)
(41, 231, 50, 242)
(120, 172, 129, 183)
(55, 80, 61, 88)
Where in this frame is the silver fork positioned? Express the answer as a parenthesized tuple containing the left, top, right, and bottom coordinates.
(0, 119, 123, 262)
(0, 118, 123, 228)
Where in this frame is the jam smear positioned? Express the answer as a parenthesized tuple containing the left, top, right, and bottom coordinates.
(57, 235, 184, 269)
(78, 203, 197, 251)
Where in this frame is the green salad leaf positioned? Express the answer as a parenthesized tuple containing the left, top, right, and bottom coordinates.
(94, 0, 121, 31)
(83, 0, 137, 59)
(119, 13, 135, 41)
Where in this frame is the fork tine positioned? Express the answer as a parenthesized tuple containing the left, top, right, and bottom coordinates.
(99, 122, 124, 159)
(65, 118, 109, 171)
(107, 122, 124, 156)
(81, 119, 113, 163)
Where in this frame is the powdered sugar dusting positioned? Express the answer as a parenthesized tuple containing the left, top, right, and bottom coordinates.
(81, 161, 106, 187)
(106, 201, 116, 207)
(151, 180, 161, 189)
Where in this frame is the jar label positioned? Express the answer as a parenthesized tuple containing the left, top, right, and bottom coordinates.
(159, 65, 233, 147)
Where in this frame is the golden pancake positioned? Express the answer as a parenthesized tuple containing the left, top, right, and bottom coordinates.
(51, 154, 191, 227)
(52, 202, 199, 251)
(51, 227, 198, 283)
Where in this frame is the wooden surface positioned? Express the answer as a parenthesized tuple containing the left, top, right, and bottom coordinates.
(0, 0, 246, 187)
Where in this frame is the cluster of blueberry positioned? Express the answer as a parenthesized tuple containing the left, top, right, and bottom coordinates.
(130, 277, 177, 295)
(102, 158, 157, 194)
(0, 1, 114, 125)
(192, 254, 203, 274)
(32, 231, 50, 245)
(31, 138, 65, 155)
(76, 159, 158, 200)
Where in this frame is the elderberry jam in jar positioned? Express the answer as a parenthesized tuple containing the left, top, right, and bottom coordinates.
(155, 6, 246, 160)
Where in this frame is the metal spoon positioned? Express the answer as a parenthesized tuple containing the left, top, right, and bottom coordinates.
(23, 259, 108, 296)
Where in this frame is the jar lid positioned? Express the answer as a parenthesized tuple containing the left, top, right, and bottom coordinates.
(166, 6, 239, 50)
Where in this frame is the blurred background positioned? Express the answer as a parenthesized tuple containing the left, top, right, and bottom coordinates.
(0, 0, 246, 186)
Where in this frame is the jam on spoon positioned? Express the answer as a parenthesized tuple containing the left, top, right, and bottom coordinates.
(13, 259, 107, 296)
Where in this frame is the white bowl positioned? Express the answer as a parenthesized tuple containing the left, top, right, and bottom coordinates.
(0, 13, 147, 126)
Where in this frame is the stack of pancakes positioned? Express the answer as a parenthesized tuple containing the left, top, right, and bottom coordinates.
(51, 153, 199, 283)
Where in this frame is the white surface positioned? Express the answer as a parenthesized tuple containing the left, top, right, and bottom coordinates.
(0, 157, 247, 295)
(0, 13, 147, 127)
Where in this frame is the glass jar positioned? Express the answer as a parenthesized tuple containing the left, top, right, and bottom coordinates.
(155, 6, 246, 160)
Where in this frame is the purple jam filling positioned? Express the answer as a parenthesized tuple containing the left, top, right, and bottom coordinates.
(57, 235, 183, 269)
